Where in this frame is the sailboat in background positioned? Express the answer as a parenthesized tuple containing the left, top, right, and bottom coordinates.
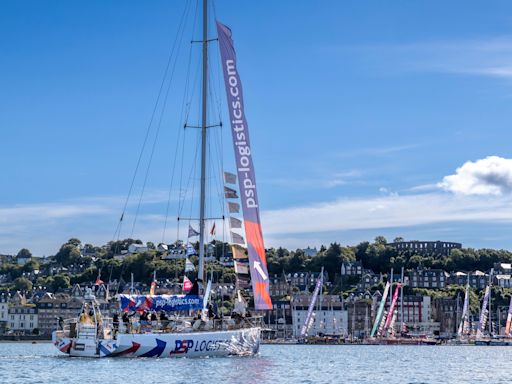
(298, 267, 324, 343)
(53, 0, 271, 358)
(368, 274, 436, 345)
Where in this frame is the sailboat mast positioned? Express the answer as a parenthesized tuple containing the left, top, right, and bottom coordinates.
(198, 0, 208, 283)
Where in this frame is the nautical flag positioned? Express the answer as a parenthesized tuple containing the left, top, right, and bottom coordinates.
(236, 275, 251, 288)
(188, 225, 199, 238)
(232, 246, 248, 259)
(228, 202, 240, 213)
(95, 269, 104, 286)
(185, 258, 195, 272)
(231, 231, 245, 245)
(234, 261, 249, 274)
(210, 222, 216, 236)
(183, 276, 193, 292)
(224, 186, 238, 199)
(186, 242, 197, 256)
(229, 217, 242, 229)
(224, 171, 237, 184)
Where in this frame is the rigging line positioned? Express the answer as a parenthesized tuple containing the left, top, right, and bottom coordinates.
(184, 127, 202, 222)
(166, 5, 197, 243)
(207, 60, 222, 123)
(113, 0, 191, 244)
(130, 0, 191, 237)
(162, 35, 196, 245)
(212, 129, 224, 213)
(182, 0, 200, 126)
(178, 129, 201, 217)
(178, 62, 202, 215)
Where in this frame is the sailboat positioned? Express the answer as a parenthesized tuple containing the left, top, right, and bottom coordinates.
(52, 0, 272, 358)
(297, 267, 324, 343)
(368, 276, 436, 345)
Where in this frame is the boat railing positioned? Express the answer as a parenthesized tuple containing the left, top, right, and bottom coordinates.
(116, 315, 264, 335)
(55, 317, 114, 340)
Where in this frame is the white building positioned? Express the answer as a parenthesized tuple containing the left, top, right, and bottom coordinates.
(8, 305, 38, 333)
(292, 295, 348, 337)
(127, 244, 149, 254)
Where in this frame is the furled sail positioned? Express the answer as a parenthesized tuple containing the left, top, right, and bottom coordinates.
(217, 21, 271, 310)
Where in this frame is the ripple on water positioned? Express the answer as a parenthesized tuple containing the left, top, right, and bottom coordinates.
(0, 343, 509, 384)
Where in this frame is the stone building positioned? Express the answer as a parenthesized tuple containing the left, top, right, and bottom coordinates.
(389, 240, 461, 256)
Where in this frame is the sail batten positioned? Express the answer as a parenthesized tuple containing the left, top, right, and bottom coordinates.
(216, 21, 271, 310)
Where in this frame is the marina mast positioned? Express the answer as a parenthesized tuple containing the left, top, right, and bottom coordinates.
(198, 0, 208, 283)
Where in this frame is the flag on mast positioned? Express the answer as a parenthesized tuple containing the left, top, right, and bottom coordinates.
(95, 269, 104, 286)
(232, 245, 248, 259)
(183, 276, 193, 292)
(188, 225, 199, 238)
(224, 172, 237, 184)
(185, 258, 195, 272)
(231, 232, 245, 245)
(149, 271, 156, 295)
(228, 202, 240, 213)
(210, 222, 216, 236)
(224, 186, 238, 199)
(229, 217, 242, 229)
(186, 242, 197, 256)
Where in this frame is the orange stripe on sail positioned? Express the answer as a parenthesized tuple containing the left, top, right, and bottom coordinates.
(255, 282, 272, 307)
(244, 220, 267, 267)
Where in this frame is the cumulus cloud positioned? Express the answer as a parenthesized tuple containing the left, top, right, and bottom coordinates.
(439, 156, 512, 195)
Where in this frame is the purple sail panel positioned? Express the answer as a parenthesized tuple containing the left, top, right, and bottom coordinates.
(216, 21, 271, 310)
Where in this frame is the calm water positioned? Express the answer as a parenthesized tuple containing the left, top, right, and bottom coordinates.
(0, 343, 509, 384)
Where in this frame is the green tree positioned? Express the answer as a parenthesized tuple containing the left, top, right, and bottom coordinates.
(22, 259, 40, 273)
(55, 241, 81, 267)
(51, 274, 71, 291)
(17, 248, 32, 259)
(374, 236, 388, 246)
(13, 277, 33, 291)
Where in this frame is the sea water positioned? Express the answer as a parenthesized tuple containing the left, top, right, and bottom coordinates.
(0, 342, 509, 384)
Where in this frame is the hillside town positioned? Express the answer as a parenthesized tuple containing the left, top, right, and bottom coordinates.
(1, 237, 512, 341)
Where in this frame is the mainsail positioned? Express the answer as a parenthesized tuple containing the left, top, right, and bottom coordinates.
(457, 277, 470, 337)
(370, 282, 391, 337)
(300, 268, 324, 338)
(477, 285, 490, 338)
(217, 21, 271, 310)
(382, 283, 401, 336)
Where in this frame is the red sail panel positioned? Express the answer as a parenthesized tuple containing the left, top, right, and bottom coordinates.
(216, 21, 271, 310)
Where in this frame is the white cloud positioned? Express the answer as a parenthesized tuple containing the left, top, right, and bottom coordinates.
(6, 165, 512, 254)
(439, 156, 512, 195)
(261, 192, 512, 238)
(336, 36, 512, 80)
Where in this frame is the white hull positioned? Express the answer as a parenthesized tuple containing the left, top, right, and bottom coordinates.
(53, 327, 260, 358)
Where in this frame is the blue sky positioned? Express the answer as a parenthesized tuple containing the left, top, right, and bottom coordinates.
(3, 1, 512, 255)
